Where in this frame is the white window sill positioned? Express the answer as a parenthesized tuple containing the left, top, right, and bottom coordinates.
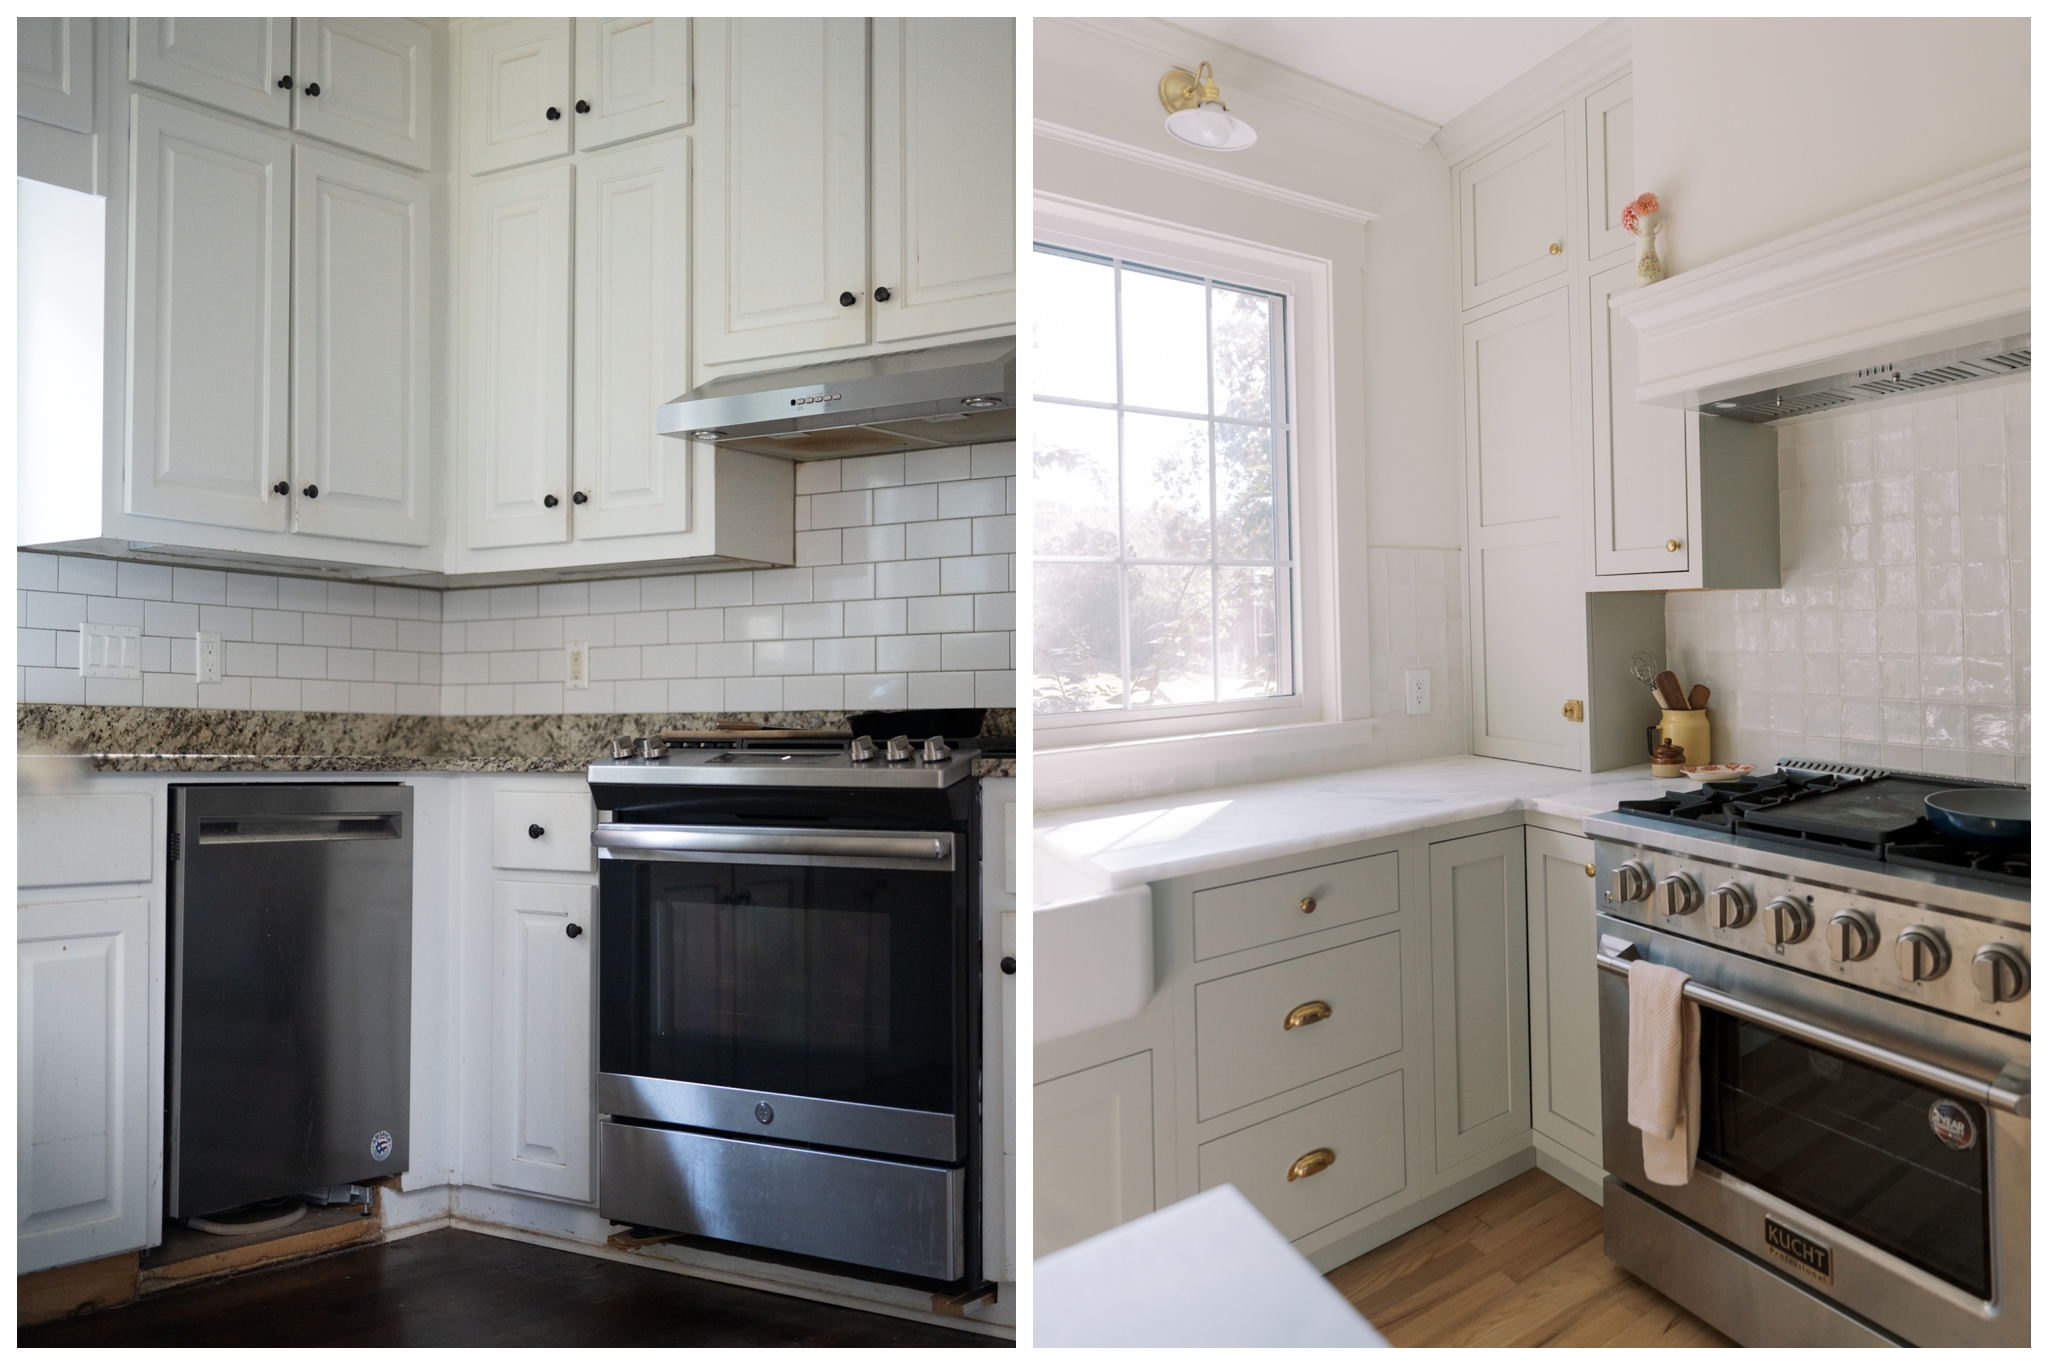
(1034, 717, 1381, 812)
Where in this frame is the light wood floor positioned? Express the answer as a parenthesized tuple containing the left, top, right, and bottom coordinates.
(1326, 1169, 1734, 1348)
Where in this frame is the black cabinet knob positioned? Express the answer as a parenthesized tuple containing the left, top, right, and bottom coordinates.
(875, 286, 892, 302)
(838, 291, 857, 307)
(546, 106, 561, 120)
(1000, 956, 1016, 975)
(572, 491, 588, 504)
(302, 484, 319, 499)
(543, 493, 560, 508)
(304, 82, 320, 97)
(277, 75, 293, 90)
(528, 824, 545, 839)
(575, 99, 590, 114)
(273, 480, 290, 496)
(565, 923, 583, 939)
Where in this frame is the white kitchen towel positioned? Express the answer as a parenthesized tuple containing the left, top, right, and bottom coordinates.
(1626, 959, 1700, 1185)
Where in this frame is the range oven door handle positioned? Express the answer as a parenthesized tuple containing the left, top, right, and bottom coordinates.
(1595, 947, 2030, 1118)
(592, 823, 953, 867)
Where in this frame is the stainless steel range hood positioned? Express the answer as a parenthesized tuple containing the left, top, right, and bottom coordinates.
(1694, 334, 2031, 424)
(655, 338, 1014, 460)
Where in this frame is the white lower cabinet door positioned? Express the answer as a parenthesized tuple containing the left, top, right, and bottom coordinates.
(127, 96, 293, 533)
(464, 163, 574, 549)
(292, 146, 431, 546)
(571, 135, 693, 540)
(18, 897, 151, 1274)
(490, 880, 595, 1202)
(1526, 828, 1604, 1165)
(1428, 828, 1531, 1170)
(1034, 1052, 1153, 1259)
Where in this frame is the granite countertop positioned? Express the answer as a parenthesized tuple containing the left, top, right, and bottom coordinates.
(19, 705, 1018, 779)
(1035, 754, 1681, 891)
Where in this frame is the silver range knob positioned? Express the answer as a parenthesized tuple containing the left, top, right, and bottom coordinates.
(1972, 943, 2030, 1004)
(1895, 926, 1951, 983)
(848, 735, 876, 762)
(1825, 910, 1879, 963)
(1655, 872, 1703, 917)
(1708, 881, 1755, 929)
(1610, 861, 1653, 903)
(884, 734, 914, 762)
(1765, 895, 1813, 947)
(636, 736, 668, 761)
(921, 735, 950, 762)
(609, 736, 634, 760)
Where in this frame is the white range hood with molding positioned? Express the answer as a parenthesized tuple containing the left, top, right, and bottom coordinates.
(1611, 152, 2028, 418)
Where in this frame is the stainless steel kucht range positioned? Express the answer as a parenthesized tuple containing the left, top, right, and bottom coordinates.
(1587, 760, 2029, 1347)
(587, 731, 985, 1285)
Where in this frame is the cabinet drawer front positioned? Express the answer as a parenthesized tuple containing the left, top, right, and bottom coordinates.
(1194, 852, 1397, 961)
(492, 792, 594, 871)
(21, 795, 155, 887)
(1195, 933, 1402, 1121)
(1198, 1070, 1406, 1243)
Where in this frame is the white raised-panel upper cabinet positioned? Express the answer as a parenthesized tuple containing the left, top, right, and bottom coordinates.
(1589, 258, 1691, 577)
(1584, 75, 1636, 261)
(1457, 113, 1569, 311)
(18, 897, 152, 1274)
(292, 17, 436, 171)
(1034, 1052, 1155, 1258)
(18, 17, 94, 133)
(292, 146, 432, 546)
(573, 17, 691, 152)
(464, 163, 574, 550)
(572, 136, 693, 541)
(695, 17, 870, 366)
(130, 18, 293, 128)
(1428, 828, 1530, 1171)
(463, 18, 573, 175)
(871, 18, 1015, 344)
(1463, 290, 1579, 767)
(490, 880, 596, 1203)
(126, 96, 292, 534)
(1525, 829, 1603, 1170)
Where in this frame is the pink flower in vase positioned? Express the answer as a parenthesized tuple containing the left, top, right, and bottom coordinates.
(1620, 192, 1662, 235)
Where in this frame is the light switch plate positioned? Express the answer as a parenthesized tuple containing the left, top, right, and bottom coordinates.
(196, 631, 223, 683)
(79, 623, 142, 679)
(1405, 669, 1431, 716)
(565, 641, 590, 691)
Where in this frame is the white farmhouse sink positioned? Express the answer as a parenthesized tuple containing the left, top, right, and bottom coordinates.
(1034, 849, 1153, 1045)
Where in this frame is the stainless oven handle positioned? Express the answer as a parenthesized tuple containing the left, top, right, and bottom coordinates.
(1596, 947, 2030, 1117)
(592, 824, 951, 863)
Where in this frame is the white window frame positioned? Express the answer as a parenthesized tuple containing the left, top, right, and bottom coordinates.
(1033, 193, 1343, 751)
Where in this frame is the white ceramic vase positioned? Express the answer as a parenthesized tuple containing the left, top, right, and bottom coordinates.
(1635, 212, 1665, 284)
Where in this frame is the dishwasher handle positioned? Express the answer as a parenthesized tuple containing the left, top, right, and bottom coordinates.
(592, 823, 954, 869)
(1595, 941, 2029, 1117)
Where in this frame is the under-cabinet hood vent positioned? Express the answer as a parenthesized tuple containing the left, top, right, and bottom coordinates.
(1699, 336, 2030, 424)
(655, 338, 1014, 460)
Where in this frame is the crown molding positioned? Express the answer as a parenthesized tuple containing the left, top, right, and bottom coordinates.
(1434, 19, 1632, 165)
(1043, 16, 1441, 151)
(1036, 120, 1380, 226)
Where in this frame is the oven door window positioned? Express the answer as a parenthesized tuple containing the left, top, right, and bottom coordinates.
(600, 860, 957, 1115)
(1698, 1011, 1992, 1299)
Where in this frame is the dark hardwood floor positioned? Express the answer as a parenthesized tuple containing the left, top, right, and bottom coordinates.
(20, 1228, 1006, 1348)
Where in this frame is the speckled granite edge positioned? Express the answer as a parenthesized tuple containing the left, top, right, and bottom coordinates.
(19, 704, 1017, 775)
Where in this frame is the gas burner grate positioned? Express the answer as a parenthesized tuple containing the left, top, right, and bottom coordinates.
(1888, 842, 2031, 888)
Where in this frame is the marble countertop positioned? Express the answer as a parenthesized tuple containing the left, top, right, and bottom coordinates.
(1036, 754, 1680, 891)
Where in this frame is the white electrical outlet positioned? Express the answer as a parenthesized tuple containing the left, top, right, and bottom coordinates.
(565, 641, 590, 691)
(1405, 669, 1431, 716)
(196, 631, 223, 683)
(80, 623, 142, 679)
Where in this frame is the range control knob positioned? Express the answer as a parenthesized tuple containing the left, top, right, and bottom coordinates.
(1709, 882, 1755, 929)
(1825, 910, 1879, 963)
(1655, 872, 1704, 917)
(921, 735, 950, 762)
(884, 734, 913, 762)
(848, 735, 876, 762)
(1896, 926, 1952, 983)
(1765, 895, 1813, 947)
(1610, 861, 1653, 903)
(1971, 944, 2031, 1004)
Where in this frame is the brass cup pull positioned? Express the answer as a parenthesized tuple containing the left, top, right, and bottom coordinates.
(1283, 1000, 1332, 1031)
(1299, 896, 1317, 915)
(1666, 539, 1681, 552)
(1584, 862, 1597, 878)
(1288, 1148, 1336, 1182)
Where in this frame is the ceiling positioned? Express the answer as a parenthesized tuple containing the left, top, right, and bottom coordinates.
(1168, 18, 1604, 127)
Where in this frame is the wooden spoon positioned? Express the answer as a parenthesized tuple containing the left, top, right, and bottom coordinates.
(1688, 683, 1710, 711)
(1653, 671, 1689, 711)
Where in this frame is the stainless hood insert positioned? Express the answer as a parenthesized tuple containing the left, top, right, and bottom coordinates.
(656, 338, 1014, 460)
(1697, 334, 2030, 424)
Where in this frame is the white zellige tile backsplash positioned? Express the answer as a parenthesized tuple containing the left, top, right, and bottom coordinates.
(1665, 383, 2029, 781)
(18, 444, 1016, 716)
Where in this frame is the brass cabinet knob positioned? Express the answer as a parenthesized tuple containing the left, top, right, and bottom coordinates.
(1583, 862, 1596, 878)
(1548, 242, 1562, 255)
(1561, 699, 1585, 722)
(1283, 1000, 1333, 1031)
(1299, 896, 1317, 915)
(1666, 539, 1681, 552)
(1288, 1148, 1336, 1182)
